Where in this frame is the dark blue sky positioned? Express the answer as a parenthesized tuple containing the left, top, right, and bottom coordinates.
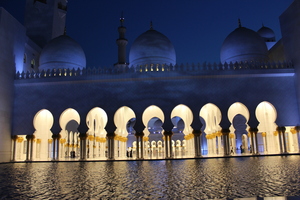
(0, 0, 294, 67)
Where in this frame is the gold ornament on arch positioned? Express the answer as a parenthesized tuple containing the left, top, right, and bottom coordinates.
(290, 128, 297, 134)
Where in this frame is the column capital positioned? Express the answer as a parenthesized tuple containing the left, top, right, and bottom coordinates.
(192, 129, 202, 136)
(163, 130, 173, 136)
(221, 128, 230, 135)
(106, 132, 116, 139)
(294, 126, 300, 132)
(52, 134, 61, 139)
(79, 133, 88, 140)
(276, 126, 286, 133)
(11, 135, 18, 141)
(248, 127, 258, 133)
(26, 134, 35, 140)
(134, 131, 144, 137)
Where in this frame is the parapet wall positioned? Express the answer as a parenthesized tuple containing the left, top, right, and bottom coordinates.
(15, 61, 293, 80)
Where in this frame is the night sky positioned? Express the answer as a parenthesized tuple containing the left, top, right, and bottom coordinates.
(0, 0, 294, 67)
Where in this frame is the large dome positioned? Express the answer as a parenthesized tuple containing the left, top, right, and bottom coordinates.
(129, 29, 176, 67)
(39, 35, 86, 70)
(220, 26, 268, 63)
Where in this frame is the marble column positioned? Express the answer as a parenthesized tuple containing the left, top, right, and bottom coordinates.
(25, 135, 31, 161)
(57, 134, 61, 160)
(276, 127, 284, 154)
(193, 130, 202, 157)
(134, 132, 144, 160)
(279, 126, 287, 153)
(107, 132, 115, 160)
(222, 129, 230, 156)
(295, 126, 300, 152)
(249, 129, 255, 155)
(163, 131, 173, 158)
(30, 135, 35, 161)
(11, 135, 18, 161)
(79, 133, 88, 160)
(252, 128, 259, 155)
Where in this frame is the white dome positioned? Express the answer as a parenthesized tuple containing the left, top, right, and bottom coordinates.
(220, 27, 268, 63)
(129, 29, 176, 67)
(39, 35, 86, 70)
(257, 26, 276, 42)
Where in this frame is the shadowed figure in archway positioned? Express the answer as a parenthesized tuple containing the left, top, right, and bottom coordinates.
(232, 114, 247, 153)
(126, 118, 136, 157)
(147, 117, 163, 158)
(171, 116, 185, 157)
(65, 120, 79, 158)
(200, 116, 207, 155)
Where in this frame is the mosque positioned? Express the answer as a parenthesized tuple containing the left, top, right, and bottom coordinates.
(1, 0, 300, 162)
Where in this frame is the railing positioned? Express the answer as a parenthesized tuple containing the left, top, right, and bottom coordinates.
(15, 61, 293, 80)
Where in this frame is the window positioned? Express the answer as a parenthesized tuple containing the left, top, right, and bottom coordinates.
(23, 54, 27, 63)
(31, 59, 35, 69)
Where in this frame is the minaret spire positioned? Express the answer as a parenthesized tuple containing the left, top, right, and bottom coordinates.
(150, 21, 154, 30)
(120, 11, 124, 26)
(238, 18, 242, 28)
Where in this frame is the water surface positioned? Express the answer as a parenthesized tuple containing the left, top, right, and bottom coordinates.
(0, 156, 299, 199)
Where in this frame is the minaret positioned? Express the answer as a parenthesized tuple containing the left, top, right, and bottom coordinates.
(24, 0, 67, 48)
(114, 13, 128, 71)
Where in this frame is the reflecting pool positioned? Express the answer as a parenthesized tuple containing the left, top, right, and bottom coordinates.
(0, 156, 300, 199)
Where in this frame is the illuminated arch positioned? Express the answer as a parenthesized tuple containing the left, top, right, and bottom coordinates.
(114, 106, 136, 137)
(171, 104, 193, 135)
(199, 103, 222, 134)
(255, 101, 277, 132)
(142, 105, 164, 137)
(33, 109, 54, 160)
(86, 107, 108, 137)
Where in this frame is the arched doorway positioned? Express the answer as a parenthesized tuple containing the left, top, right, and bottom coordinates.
(256, 101, 278, 154)
(114, 106, 136, 159)
(232, 114, 248, 154)
(228, 102, 250, 155)
(200, 103, 222, 156)
(86, 107, 108, 159)
(171, 104, 194, 157)
(59, 108, 80, 160)
(171, 116, 185, 158)
(142, 105, 164, 159)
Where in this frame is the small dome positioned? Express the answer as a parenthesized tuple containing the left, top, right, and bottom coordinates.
(220, 26, 268, 63)
(129, 29, 176, 67)
(257, 26, 276, 42)
(39, 35, 86, 70)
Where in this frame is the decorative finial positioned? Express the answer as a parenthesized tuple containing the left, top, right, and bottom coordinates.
(150, 21, 153, 30)
(238, 18, 242, 28)
(120, 11, 124, 26)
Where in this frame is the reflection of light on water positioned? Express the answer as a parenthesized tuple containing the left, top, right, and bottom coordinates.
(1, 156, 300, 199)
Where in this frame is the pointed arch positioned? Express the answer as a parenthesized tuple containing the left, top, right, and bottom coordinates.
(200, 103, 222, 134)
(171, 104, 193, 135)
(142, 105, 164, 137)
(33, 109, 54, 160)
(59, 108, 80, 159)
(86, 107, 108, 137)
(114, 106, 136, 137)
(227, 102, 250, 153)
(255, 101, 278, 154)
